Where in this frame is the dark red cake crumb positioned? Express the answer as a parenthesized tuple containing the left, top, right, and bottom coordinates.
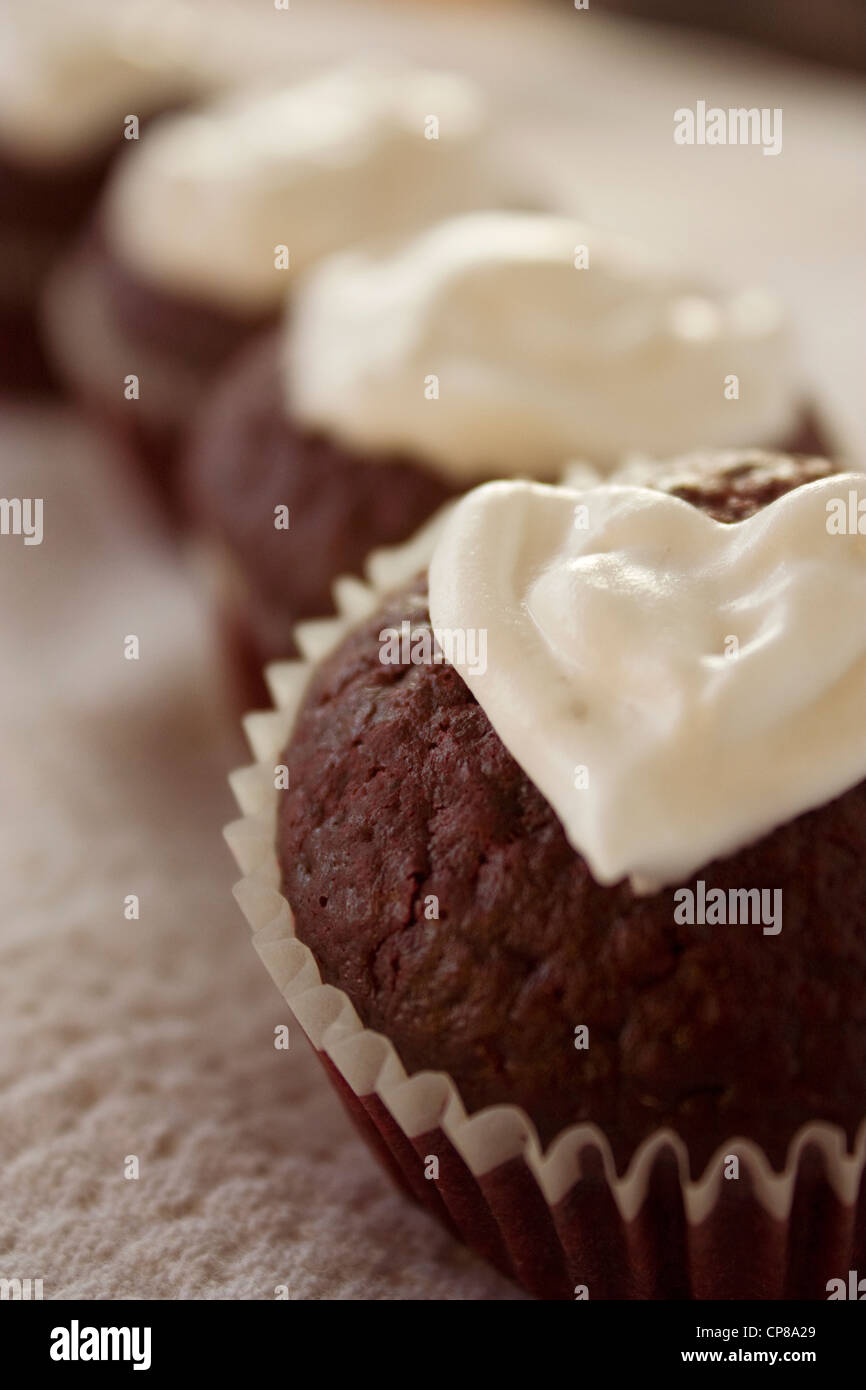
(276, 451, 866, 1177)
(641, 447, 838, 522)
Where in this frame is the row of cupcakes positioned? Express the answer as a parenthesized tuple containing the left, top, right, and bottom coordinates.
(11, 3, 865, 1301)
(181, 64, 863, 1298)
(6, 8, 838, 601)
(0, 1, 507, 398)
(17, 32, 838, 705)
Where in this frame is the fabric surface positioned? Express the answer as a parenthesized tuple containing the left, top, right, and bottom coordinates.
(0, 407, 522, 1299)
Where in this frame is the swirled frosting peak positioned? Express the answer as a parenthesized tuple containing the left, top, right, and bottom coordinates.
(287, 211, 798, 482)
(105, 65, 495, 313)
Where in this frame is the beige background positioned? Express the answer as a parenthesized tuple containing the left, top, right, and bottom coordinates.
(0, 2, 863, 1299)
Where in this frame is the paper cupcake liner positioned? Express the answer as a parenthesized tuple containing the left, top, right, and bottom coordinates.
(225, 484, 866, 1301)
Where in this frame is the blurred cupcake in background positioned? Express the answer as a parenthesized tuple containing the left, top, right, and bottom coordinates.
(184, 208, 833, 692)
(42, 64, 505, 509)
(0, 0, 210, 394)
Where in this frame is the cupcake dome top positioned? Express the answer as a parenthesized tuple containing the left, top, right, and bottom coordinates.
(103, 65, 496, 314)
(286, 210, 799, 481)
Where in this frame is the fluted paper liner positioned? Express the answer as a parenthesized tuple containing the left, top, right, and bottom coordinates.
(225, 515, 866, 1300)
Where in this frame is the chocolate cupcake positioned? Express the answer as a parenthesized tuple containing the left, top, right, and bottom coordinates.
(227, 450, 866, 1300)
(0, 0, 208, 394)
(42, 65, 502, 508)
(186, 210, 834, 691)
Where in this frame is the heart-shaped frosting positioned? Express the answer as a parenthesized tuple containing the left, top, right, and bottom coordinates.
(427, 474, 866, 891)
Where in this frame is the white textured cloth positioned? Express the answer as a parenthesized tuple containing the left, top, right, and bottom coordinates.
(0, 407, 522, 1299)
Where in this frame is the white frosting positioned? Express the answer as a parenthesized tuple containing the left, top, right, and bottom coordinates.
(105, 66, 495, 314)
(0, 1, 207, 163)
(287, 211, 798, 482)
(427, 474, 866, 891)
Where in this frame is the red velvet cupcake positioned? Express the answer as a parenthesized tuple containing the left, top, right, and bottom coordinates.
(227, 452, 866, 1299)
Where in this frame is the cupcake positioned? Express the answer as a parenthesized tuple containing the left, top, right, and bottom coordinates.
(41, 64, 501, 508)
(185, 210, 834, 692)
(227, 450, 866, 1299)
(0, 0, 208, 394)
